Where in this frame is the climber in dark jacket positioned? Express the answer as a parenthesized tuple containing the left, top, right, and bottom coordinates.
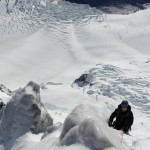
(108, 100, 134, 133)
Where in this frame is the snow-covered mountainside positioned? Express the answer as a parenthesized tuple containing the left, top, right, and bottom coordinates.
(0, 0, 150, 89)
(73, 64, 150, 113)
(0, 0, 103, 89)
(0, 0, 150, 150)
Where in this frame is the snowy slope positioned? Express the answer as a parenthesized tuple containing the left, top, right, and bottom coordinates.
(0, 0, 150, 89)
(0, 0, 150, 150)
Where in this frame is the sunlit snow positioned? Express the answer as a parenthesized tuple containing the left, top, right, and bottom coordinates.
(0, 0, 150, 150)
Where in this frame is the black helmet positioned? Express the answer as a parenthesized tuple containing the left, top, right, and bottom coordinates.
(121, 100, 128, 108)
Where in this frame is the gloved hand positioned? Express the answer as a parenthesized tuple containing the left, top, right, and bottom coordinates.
(108, 119, 113, 127)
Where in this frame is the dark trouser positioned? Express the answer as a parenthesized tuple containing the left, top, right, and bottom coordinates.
(113, 121, 130, 133)
(113, 121, 124, 130)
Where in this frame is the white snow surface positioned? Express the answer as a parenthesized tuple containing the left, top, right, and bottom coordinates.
(0, 0, 150, 150)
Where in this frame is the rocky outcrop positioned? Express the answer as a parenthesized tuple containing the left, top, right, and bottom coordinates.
(0, 84, 13, 97)
(0, 81, 53, 142)
(59, 104, 129, 150)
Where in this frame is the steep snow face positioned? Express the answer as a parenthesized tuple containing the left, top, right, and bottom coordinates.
(59, 104, 129, 150)
(0, 81, 53, 142)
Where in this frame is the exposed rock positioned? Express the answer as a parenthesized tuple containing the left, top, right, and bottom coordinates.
(65, 0, 148, 7)
(73, 74, 93, 87)
(0, 84, 13, 96)
(64, 0, 148, 14)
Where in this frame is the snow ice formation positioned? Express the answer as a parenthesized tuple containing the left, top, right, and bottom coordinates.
(59, 104, 129, 150)
(0, 81, 53, 142)
(74, 64, 150, 114)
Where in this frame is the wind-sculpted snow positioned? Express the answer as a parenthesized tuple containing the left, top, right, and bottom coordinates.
(59, 104, 129, 150)
(0, 0, 103, 39)
(73, 64, 150, 114)
(0, 81, 53, 142)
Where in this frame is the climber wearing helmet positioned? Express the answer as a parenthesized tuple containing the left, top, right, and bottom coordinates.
(108, 100, 134, 134)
